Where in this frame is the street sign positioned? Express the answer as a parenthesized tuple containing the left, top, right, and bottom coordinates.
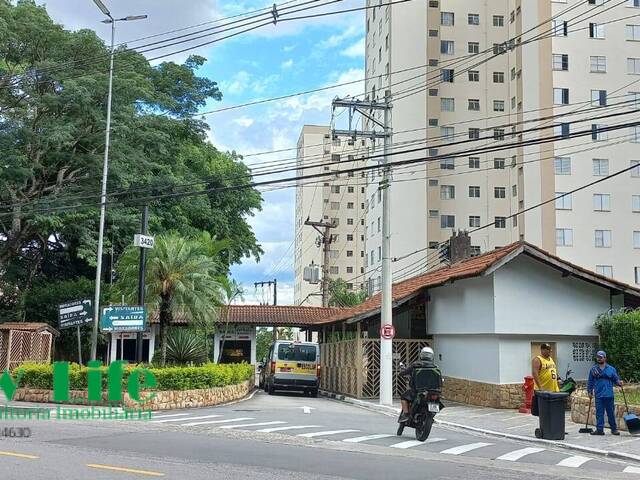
(134, 234, 155, 249)
(101, 305, 147, 332)
(380, 324, 395, 340)
(58, 299, 93, 329)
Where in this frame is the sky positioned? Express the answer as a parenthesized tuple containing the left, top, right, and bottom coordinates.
(36, 0, 366, 305)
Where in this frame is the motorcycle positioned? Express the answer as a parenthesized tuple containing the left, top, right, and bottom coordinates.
(396, 362, 443, 442)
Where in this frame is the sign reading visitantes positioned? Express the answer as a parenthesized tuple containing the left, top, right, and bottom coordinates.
(101, 305, 146, 332)
(58, 299, 93, 329)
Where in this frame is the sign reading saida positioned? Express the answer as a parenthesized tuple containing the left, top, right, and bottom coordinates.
(101, 305, 146, 332)
(58, 299, 93, 329)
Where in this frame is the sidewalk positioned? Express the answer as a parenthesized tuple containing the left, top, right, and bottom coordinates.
(320, 391, 640, 463)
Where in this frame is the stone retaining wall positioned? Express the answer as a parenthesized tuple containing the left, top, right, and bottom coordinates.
(442, 376, 524, 409)
(14, 378, 254, 411)
(571, 387, 640, 432)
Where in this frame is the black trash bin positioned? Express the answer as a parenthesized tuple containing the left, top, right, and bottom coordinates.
(534, 390, 570, 440)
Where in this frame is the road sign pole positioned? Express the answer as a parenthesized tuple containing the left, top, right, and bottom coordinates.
(77, 325, 83, 366)
(135, 205, 149, 364)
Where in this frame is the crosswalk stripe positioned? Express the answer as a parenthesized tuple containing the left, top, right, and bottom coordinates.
(623, 466, 640, 474)
(389, 438, 446, 449)
(297, 429, 360, 438)
(220, 421, 286, 430)
(343, 434, 394, 443)
(496, 447, 545, 461)
(151, 414, 222, 424)
(181, 417, 254, 427)
(257, 425, 322, 433)
(556, 456, 592, 468)
(440, 442, 493, 455)
(150, 413, 190, 419)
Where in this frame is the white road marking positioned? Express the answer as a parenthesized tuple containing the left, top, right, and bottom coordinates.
(440, 442, 493, 455)
(343, 434, 395, 443)
(556, 456, 592, 468)
(257, 425, 322, 433)
(301, 406, 315, 414)
(623, 466, 640, 474)
(297, 429, 359, 438)
(181, 417, 254, 427)
(220, 421, 286, 430)
(389, 438, 446, 449)
(151, 414, 222, 423)
(496, 447, 545, 461)
(500, 415, 530, 422)
(150, 413, 190, 419)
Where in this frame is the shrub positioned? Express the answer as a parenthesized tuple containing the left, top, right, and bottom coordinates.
(164, 328, 209, 366)
(595, 309, 640, 382)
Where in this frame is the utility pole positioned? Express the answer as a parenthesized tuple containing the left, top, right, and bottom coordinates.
(332, 90, 393, 405)
(304, 219, 337, 307)
(255, 280, 278, 340)
(135, 205, 149, 363)
(89, 0, 147, 362)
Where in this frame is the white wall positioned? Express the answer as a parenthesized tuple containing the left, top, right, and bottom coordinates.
(433, 335, 500, 384)
(493, 255, 620, 336)
(427, 275, 495, 334)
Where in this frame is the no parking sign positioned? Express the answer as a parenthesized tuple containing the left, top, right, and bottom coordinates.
(380, 324, 395, 340)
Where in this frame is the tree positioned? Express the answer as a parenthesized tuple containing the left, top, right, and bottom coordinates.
(115, 234, 224, 366)
(328, 279, 367, 307)
(0, 1, 263, 321)
(256, 327, 272, 363)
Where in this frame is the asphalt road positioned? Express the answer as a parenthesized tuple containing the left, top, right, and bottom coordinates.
(0, 390, 639, 479)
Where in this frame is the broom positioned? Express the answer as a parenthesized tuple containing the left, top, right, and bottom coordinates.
(579, 393, 594, 434)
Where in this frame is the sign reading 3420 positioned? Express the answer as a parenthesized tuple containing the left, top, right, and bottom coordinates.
(134, 234, 155, 249)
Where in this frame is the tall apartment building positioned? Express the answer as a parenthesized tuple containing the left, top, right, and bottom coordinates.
(364, 0, 640, 291)
(293, 126, 368, 306)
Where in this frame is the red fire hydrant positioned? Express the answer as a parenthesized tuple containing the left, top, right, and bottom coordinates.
(519, 376, 535, 414)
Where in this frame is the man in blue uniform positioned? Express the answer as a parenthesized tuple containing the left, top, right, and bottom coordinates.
(587, 351, 623, 436)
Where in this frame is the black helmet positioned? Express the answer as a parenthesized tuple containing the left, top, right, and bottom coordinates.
(419, 346, 434, 362)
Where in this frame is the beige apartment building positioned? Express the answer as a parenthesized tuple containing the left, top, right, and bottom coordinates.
(363, 0, 640, 292)
(293, 126, 368, 306)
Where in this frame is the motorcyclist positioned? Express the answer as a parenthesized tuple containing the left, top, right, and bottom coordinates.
(399, 346, 441, 423)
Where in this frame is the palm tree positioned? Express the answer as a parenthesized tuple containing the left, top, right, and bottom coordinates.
(116, 234, 223, 366)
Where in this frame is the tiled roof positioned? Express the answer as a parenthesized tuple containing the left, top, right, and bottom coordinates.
(0, 322, 59, 335)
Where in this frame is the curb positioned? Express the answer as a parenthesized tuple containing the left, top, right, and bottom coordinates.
(320, 390, 640, 465)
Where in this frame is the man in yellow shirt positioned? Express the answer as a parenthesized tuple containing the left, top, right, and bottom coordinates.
(531, 343, 559, 416)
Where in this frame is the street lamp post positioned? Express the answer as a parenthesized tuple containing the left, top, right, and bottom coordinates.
(90, 0, 147, 362)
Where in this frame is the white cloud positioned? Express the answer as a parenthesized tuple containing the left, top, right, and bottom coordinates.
(340, 37, 365, 58)
(281, 59, 294, 69)
(220, 70, 252, 95)
(233, 117, 255, 128)
(319, 24, 361, 49)
(282, 45, 295, 52)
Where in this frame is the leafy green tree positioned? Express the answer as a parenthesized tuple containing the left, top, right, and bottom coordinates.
(328, 279, 367, 307)
(0, 1, 262, 320)
(116, 234, 223, 366)
(596, 309, 640, 382)
(256, 327, 272, 363)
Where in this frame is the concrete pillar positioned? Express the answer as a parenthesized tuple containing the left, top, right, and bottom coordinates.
(148, 326, 156, 363)
(213, 332, 221, 364)
(109, 333, 117, 363)
(250, 326, 257, 365)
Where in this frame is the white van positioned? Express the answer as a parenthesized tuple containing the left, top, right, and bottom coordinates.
(261, 340, 320, 397)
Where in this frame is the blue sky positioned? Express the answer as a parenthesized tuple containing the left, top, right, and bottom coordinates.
(40, 0, 365, 304)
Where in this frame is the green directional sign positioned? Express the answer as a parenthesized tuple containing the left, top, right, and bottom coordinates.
(58, 299, 93, 329)
(100, 305, 146, 332)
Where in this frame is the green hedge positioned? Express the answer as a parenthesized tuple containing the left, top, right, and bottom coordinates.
(596, 309, 640, 382)
(14, 362, 254, 392)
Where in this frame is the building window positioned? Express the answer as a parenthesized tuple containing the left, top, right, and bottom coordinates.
(555, 123, 570, 138)
(589, 23, 605, 39)
(468, 42, 479, 54)
(347, 234, 353, 241)
(553, 20, 568, 36)
(468, 99, 480, 111)
(347, 202, 354, 209)
(428, 179, 439, 187)
(632, 126, 640, 142)
(493, 15, 504, 27)
(591, 89, 607, 107)
(556, 228, 574, 246)
(630, 0, 640, 8)
(628, 58, 640, 74)
(555, 192, 572, 210)
(469, 157, 480, 168)
(470, 246, 481, 256)
(634, 231, 640, 249)
(633, 195, 640, 212)
(628, 24, 640, 41)
(494, 217, 506, 229)
(636, 267, 640, 285)
(469, 216, 481, 227)
(589, 56, 606, 73)
(346, 250, 353, 258)
(554, 157, 571, 175)
(441, 69, 454, 82)
(469, 128, 480, 139)
(595, 229, 612, 247)
(331, 185, 340, 193)
(428, 210, 439, 218)
(494, 158, 505, 169)
(377, 216, 381, 232)
(440, 185, 455, 199)
(468, 70, 479, 82)
(494, 187, 506, 199)
(493, 72, 505, 83)
(596, 265, 613, 278)
(512, 185, 517, 196)
(469, 186, 481, 198)
(554, 88, 569, 105)
(347, 186, 354, 193)
(592, 124, 608, 141)
(593, 194, 611, 211)
(468, 13, 480, 25)
(347, 266, 354, 274)
(429, 88, 439, 96)
(441, 12, 454, 26)
(492, 100, 505, 112)
(494, 129, 505, 140)
(440, 126, 455, 140)
(441, 97, 455, 111)
(347, 218, 354, 225)
(429, 241, 439, 250)
(593, 159, 609, 176)
(441, 215, 455, 228)
(440, 157, 455, 170)
(329, 266, 339, 274)
(441, 40, 454, 55)
(632, 160, 640, 177)
(553, 54, 569, 71)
